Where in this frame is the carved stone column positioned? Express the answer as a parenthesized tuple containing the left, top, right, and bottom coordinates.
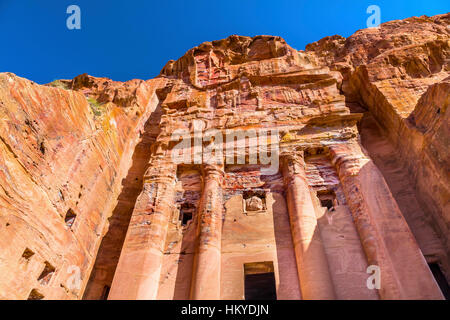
(281, 153, 336, 299)
(108, 161, 176, 300)
(190, 164, 224, 300)
(330, 142, 444, 300)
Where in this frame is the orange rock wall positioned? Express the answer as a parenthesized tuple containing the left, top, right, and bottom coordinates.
(0, 13, 449, 300)
(305, 14, 449, 253)
(0, 73, 163, 299)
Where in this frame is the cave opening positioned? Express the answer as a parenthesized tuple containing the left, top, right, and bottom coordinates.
(317, 190, 336, 211)
(179, 203, 194, 226)
(64, 209, 77, 228)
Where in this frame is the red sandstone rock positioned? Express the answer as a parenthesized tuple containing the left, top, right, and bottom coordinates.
(0, 13, 448, 300)
(0, 72, 165, 299)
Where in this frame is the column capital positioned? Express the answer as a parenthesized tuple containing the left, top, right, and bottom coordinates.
(280, 152, 307, 184)
(329, 143, 369, 177)
(281, 151, 305, 165)
(202, 164, 225, 182)
(143, 161, 177, 184)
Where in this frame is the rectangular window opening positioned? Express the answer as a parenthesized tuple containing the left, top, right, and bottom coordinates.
(179, 203, 195, 226)
(27, 289, 44, 300)
(22, 248, 35, 260)
(428, 263, 450, 300)
(65, 209, 77, 228)
(244, 261, 277, 300)
(38, 261, 56, 285)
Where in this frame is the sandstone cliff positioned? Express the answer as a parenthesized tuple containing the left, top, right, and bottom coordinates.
(0, 13, 448, 300)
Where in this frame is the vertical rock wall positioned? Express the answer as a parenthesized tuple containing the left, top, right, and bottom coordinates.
(0, 13, 448, 300)
(0, 73, 164, 299)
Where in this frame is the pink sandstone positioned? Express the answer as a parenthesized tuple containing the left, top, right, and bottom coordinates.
(0, 13, 448, 300)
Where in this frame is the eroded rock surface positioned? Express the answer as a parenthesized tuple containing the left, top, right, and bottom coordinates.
(0, 13, 448, 300)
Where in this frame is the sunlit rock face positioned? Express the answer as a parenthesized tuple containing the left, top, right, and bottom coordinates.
(0, 13, 448, 300)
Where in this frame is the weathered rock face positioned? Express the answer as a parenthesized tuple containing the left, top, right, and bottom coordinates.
(0, 13, 448, 300)
(304, 13, 450, 274)
(0, 73, 166, 299)
(306, 14, 449, 235)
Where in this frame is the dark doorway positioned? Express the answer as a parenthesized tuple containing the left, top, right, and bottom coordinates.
(428, 263, 450, 300)
(317, 190, 336, 210)
(244, 262, 277, 300)
(179, 202, 195, 226)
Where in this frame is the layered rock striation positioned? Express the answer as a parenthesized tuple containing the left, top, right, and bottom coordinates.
(0, 13, 448, 300)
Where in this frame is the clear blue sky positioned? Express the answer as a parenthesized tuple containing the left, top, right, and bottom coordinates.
(0, 0, 448, 84)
